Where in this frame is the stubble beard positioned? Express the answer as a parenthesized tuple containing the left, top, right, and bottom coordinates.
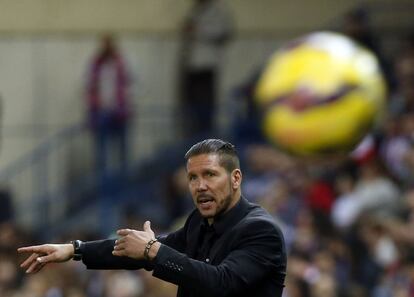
(209, 178, 235, 219)
(215, 193, 233, 218)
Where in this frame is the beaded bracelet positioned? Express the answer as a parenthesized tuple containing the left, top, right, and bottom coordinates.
(144, 239, 158, 260)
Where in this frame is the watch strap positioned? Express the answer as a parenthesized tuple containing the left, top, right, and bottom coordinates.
(71, 240, 83, 261)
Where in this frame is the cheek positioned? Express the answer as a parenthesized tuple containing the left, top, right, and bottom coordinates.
(188, 182, 196, 192)
(218, 179, 232, 196)
(189, 186, 197, 198)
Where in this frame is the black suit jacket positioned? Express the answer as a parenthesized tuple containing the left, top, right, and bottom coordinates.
(81, 198, 287, 297)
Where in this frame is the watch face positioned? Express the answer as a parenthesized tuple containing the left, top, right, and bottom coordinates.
(72, 240, 83, 261)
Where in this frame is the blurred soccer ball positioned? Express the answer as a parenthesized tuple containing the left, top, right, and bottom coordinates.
(255, 32, 386, 156)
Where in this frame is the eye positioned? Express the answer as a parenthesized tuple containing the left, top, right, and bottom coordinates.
(206, 171, 215, 177)
(188, 174, 197, 181)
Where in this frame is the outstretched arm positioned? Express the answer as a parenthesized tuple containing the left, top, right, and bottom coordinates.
(18, 218, 189, 273)
(18, 243, 74, 273)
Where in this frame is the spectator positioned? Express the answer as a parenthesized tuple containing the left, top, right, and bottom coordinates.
(86, 34, 132, 181)
(178, 0, 233, 138)
(388, 49, 414, 116)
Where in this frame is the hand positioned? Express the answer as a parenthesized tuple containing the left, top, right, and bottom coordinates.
(17, 243, 74, 274)
(113, 221, 159, 260)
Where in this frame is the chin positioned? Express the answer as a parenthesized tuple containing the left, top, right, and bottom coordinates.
(198, 210, 215, 219)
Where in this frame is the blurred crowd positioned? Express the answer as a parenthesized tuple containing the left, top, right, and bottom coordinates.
(230, 17, 414, 296)
(1, 3, 414, 297)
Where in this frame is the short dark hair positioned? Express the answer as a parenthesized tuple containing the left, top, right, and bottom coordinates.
(184, 139, 240, 173)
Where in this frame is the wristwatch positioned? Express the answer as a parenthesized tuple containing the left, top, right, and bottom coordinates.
(71, 240, 83, 261)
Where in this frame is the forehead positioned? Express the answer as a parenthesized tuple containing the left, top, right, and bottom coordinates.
(186, 154, 222, 172)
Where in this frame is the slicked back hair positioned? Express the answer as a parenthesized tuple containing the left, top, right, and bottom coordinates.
(184, 139, 240, 173)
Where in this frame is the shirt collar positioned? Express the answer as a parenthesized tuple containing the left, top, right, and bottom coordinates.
(201, 196, 249, 235)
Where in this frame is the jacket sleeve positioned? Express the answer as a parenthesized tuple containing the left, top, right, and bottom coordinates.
(81, 239, 150, 270)
(151, 219, 286, 297)
(81, 217, 189, 270)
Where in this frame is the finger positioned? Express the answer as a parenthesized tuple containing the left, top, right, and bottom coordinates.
(36, 253, 57, 264)
(112, 249, 125, 257)
(113, 243, 126, 251)
(20, 253, 39, 269)
(31, 262, 46, 274)
(18, 246, 45, 254)
(115, 237, 127, 245)
(117, 229, 132, 236)
(26, 258, 42, 274)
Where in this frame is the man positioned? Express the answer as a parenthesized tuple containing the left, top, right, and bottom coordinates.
(18, 139, 287, 297)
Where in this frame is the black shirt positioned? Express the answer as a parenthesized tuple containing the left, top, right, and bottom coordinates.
(195, 199, 247, 263)
(196, 222, 217, 263)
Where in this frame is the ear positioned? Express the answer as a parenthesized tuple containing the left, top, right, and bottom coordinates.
(231, 169, 242, 189)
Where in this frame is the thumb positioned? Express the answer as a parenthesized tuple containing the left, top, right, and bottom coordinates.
(143, 220, 152, 233)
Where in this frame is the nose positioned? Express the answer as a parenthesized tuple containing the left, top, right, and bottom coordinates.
(196, 178, 208, 192)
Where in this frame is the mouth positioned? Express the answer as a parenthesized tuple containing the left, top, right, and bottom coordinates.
(197, 194, 215, 208)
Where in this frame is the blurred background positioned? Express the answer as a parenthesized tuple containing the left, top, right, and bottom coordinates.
(0, 0, 414, 296)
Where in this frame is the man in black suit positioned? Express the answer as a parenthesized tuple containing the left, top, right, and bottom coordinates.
(18, 139, 287, 297)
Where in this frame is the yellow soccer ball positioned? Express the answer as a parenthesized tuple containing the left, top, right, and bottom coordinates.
(255, 32, 386, 156)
